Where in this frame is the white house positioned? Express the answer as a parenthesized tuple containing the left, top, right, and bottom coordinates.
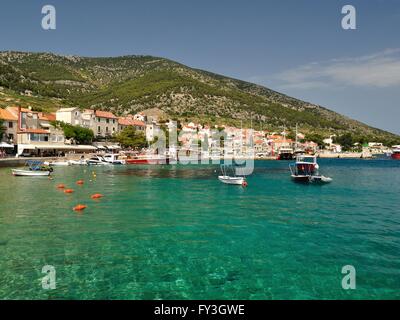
(56, 107, 82, 126)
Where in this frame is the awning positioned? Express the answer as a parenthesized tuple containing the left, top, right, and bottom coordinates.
(96, 145, 106, 149)
(0, 142, 14, 148)
(17, 144, 97, 151)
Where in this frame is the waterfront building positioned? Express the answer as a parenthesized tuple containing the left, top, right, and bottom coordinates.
(56, 107, 82, 126)
(118, 116, 146, 132)
(0, 108, 18, 145)
(93, 110, 119, 138)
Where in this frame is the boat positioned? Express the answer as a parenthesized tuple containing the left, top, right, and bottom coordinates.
(11, 160, 52, 177)
(391, 146, 400, 160)
(68, 159, 87, 165)
(277, 147, 294, 160)
(276, 126, 294, 160)
(85, 155, 110, 165)
(218, 164, 246, 185)
(44, 160, 70, 166)
(126, 154, 170, 165)
(289, 155, 332, 183)
(12, 169, 51, 176)
(103, 153, 126, 165)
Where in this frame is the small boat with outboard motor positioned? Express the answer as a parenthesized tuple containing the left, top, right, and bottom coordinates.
(289, 155, 332, 183)
(11, 160, 53, 177)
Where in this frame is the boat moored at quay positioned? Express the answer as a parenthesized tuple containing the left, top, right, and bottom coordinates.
(391, 146, 400, 160)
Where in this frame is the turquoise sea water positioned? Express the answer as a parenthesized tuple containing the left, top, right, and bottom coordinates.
(0, 159, 399, 299)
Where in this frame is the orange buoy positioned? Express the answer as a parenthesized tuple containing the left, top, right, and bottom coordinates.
(91, 193, 104, 200)
(57, 184, 65, 189)
(242, 181, 248, 187)
(73, 204, 87, 211)
(76, 180, 84, 185)
(64, 189, 74, 194)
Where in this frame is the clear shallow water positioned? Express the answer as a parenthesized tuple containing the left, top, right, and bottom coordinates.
(0, 159, 399, 299)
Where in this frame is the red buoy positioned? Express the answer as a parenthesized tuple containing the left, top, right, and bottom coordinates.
(73, 204, 87, 211)
(242, 181, 248, 187)
(91, 193, 104, 200)
(64, 189, 74, 194)
(76, 180, 84, 185)
(57, 184, 65, 189)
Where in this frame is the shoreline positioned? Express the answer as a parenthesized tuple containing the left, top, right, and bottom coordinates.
(0, 154, 387, 168)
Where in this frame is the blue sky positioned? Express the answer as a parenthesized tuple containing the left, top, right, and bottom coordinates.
(0, 0, 399, 134)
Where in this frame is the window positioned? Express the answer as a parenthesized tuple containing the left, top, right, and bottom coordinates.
(106, 119, 110, 124)
(112, 127, 115, 132)
(8, 134, 14, 141)
(29, 134, 49, 142)
(98, 126, 101, 133)
(97, 117, 101, 122)
(112, 119, 115, 124)
(106, 127, 109, 133)
(8, 122, 13, 128)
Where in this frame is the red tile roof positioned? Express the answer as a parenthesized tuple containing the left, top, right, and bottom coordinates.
(8, 106, 35, 114)
(95, 110, 118, 119)
(39, 113, 56, 121)
(0, 108, 18, 121)
(118, 118, 145, 127)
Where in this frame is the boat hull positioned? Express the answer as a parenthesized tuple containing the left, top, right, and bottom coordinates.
(391, 153, 400, 160)
(12, 169, 51, 177)
(47, 162, 70, 166)
(218, 176, 245, 185)
(126, 158, 169, 165)
(291, 175, 311, 183)
(69, 160, 87, 165)
(291, 174, 332, 184)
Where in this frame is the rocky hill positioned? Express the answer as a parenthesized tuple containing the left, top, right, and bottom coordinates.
(0, 51, 398, 143)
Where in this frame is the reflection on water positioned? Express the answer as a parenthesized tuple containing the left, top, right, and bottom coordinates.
(110, 164, 219, 180)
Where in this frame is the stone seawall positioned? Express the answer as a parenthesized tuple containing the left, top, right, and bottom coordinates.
(0, 157, 59, 168)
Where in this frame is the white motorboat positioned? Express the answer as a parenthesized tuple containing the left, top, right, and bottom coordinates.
(44, 161, 70, 166)
(103, 153, 126, 165)
(86, 156, 110, 165)
(68, 159, 87, 165)
(218, 164, 247, 185)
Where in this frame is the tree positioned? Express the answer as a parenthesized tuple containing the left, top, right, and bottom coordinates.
(334, 133, 354, 151)
(114, 126, 147, 149)
(0, 119, 5, 140)
(51, 120, 94, 144)
(73, 126, 94, 144)
(306, 133, 325, 147)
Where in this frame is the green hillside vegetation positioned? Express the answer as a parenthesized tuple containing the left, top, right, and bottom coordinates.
(0, 51, 399, 146)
